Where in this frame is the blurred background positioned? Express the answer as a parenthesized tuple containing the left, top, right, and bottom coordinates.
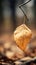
(0, 0, 36, 32)
(0, 0, 36, 60)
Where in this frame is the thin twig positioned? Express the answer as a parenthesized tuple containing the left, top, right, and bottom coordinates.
(19, 0, 31, 7)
